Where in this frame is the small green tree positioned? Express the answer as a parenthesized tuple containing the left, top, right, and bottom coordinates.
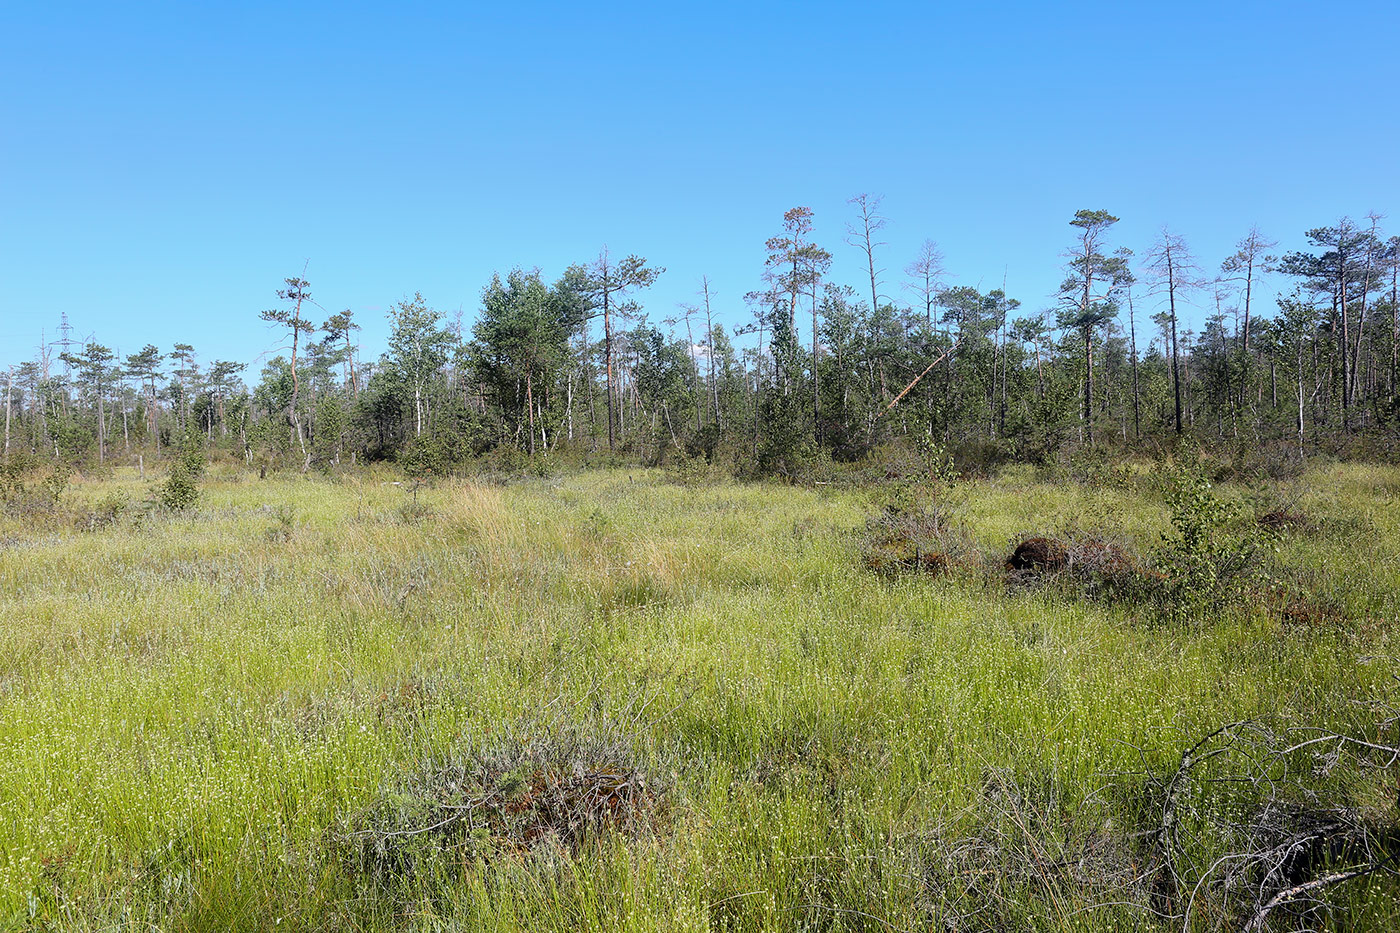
(158, 432, 206, 511)
(387, 293, 455, 439)
(1156, 464, 1266, 618)
(312, 393, 346, 467)
(470, 270, 572, 454)
(757, 311, 813, 476)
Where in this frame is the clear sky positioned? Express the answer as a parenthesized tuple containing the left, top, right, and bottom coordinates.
(2, 0, 1396, 373)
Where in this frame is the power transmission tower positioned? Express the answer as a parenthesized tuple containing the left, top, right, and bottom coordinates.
(52, 312, 80, 380)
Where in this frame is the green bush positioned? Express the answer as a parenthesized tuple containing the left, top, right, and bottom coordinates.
(0, 455, 70, 521)
(1155, 465, 1270, 618)
(80, 490, 129, 530)
(157, 433, 206, 511)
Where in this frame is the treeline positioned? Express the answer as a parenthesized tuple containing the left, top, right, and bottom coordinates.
(3, 203, 1398, 476)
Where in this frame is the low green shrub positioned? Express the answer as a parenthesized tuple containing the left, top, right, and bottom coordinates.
(1154, 465, 1272, 619)
(156, 433, 206, 511)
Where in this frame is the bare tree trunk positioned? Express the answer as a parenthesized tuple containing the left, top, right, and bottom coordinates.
(1034, 340, 1044, 399)
(1338, 261, 1352, 427)
(1083, 326, 1094, 444)
(604, 285, 615, 451)
(1128, 291, 1141, 438)
(702, 277, 720, 429)
(584, 325, 598, 450)
(752, 319, 765, 462)
(855, 198, 882, 321)
(346, 330, 359, 399)
(526, 370, 536, 455)
(1349, 217, 1381, 410)
(788, 253, 800, 364)
(998, 319, 1008, 437)
(1297, 337, 1306, 453)
(1391, 253, 1399, 404)
(288, 297, 309, 470)
(812, 282, 821, 445)
(682, 307, 701, 432)
(147, 379, 157, 441)
(3, 367, 11, 457)
(1081, 237, 1096, 444)
(1239, 253, 1255, 416)
(1168, 253, 1183, 435)
(565, 365, 575, 442)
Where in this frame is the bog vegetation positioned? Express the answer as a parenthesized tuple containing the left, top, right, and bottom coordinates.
(1, 203, 1398, 929)
(0, 446, 1397, 931)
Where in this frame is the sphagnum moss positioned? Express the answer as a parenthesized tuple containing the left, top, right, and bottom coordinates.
(0, 465, 1395, 930)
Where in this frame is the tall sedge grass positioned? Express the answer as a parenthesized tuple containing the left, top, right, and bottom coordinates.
(0, 464, 1395, 930)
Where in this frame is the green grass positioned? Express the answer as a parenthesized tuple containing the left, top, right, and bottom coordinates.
(0, 464, 1397, 930)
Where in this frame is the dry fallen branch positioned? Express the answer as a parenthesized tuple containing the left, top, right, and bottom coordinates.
(1138, 718, 1400, 933)
(1243, 862, 1389, 933)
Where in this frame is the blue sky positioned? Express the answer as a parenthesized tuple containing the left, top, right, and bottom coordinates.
(2, 1, 1396, 373)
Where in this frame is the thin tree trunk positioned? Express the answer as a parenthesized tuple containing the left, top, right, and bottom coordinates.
(565, 365, 575, 441)
(1297, 338, 1306, 453)
(604, 285, 615, 451)
(346, 331, 359, 398)
(288, 298, 309, 470)
(1168, 251, 1183, 434)
(682, 309, 701, 432)
(526, 370, 536, 455)
(1128, 291, 1141, 438)
(1390, 255, 1398, 403)
(702, 278, 720, 429)
(1083, 327, 1094, 444)
(3, 367, 11, 457)
(812, 284, 820, 445)
(1338, 261, 1352, 426)
(1081, 237, 1096, 443)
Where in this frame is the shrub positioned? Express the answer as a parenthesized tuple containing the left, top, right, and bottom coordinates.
(860, 504, 978, 577)
(1, 456, 70, 521)
(264, 505, 296, 542)
(79, 491, 129, 530)
(398, 433, 461, 479)
(157, 433, 206, 512)
(664, 448, 723, 486)
(1064, 444, 1135, 489)
(473, 444, 529, 478)
(1155, 466, 1269, 618)
(1212, 438, 1307, 482)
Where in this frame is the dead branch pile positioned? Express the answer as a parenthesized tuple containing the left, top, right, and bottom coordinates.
(1257, 509, 1313, 534)
(1139, 707, 1400, 932)
(1003, 534, 1158, 602)
(344, 720, 667, 877)
(861, 506, 978, 578)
